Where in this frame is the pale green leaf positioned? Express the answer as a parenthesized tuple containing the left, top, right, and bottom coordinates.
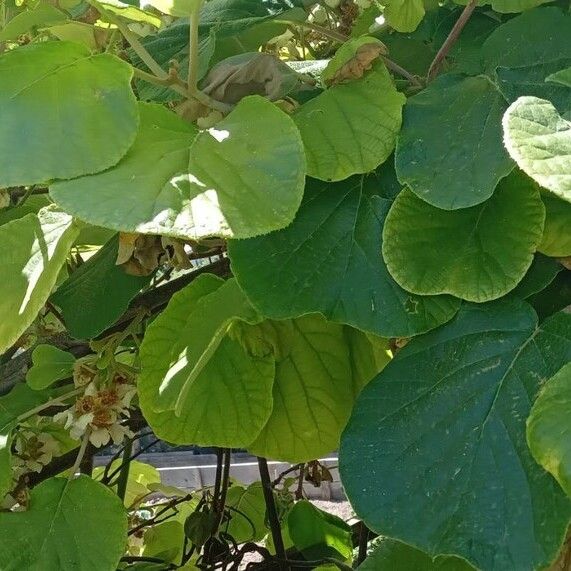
(527, 363, 571, 498)
(395, 74, 513, 209)
(0, 476, 127, 571)
(0, 206, 80, 354)
(248, 316, 373, 463)
(144, 0, 202, 17)
(93, 460, 161, 507)
(382, 172, 545, 302)
(143, 521, 185, 564)
(539, 193, 571, 257)
(0, 41, 138, 187)
(229, 175, 460, 338)
(503, 97, 571, 204)
(288, 500, 352, 562)
(0, 5, 67, 41)
(139, 275, 263, 413)
(96, 0, 161, 27)
(26, 345, 75, 390)
(294, 62, 405, 182)
(340, 301, 571, 571)
(52, 98, 305, 240)
(225, 482, 267, 543)
(384, 0, 425, 33)
(139, 335, 275, 447)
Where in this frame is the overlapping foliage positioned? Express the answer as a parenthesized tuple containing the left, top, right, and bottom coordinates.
(0, 0, 570, 569)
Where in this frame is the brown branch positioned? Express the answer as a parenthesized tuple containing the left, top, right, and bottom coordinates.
(0, 258, 230, 396)
(427, 0, 478, 82)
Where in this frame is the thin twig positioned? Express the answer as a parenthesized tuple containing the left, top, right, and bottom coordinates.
(17, 388, 82, 423)
(427, 0, 478, 82)
(69, 427, 92, 481)
(381, 56, 422, 88)
(356, 522, 369, 566)
(187, 3, 201, 94)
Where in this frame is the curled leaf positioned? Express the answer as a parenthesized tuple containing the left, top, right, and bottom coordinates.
(201, 53, 303, 105)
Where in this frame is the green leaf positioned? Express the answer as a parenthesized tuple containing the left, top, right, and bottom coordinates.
(96, 0, 162, 26)
(527, 363, 571, 499)
(288, 500, 353, 562)
(138, 275, 276, 447)
(225, 482, 267, 543)
(145, 0, 202, 17)
(382, 172, 545, 302)
(0, 41, 138, 187)
(293, 62, 405, 182)
(539, 193, 571, 257)
(0, 195, 51, 227)
(358, 538, 474, 570)
(50, 235, 151, 340)
(26, 345, 75, 390)
(547, 67, 571, 88)
(139, 275, 263, 413)
(384, 0, 425, 33)
(53, 98, 305, 240)
(143, 520, 185, 564)
(486, 0, 549, 13)
(0, 206, 80, 354)
(510, 254, 562, 300)
(495, 59, 571, 114)
(0, 5, 67, 41)
(140, 335, 275, 447)
(395, 74, 513, 209)
(247, 316, 378, 463)
(94, 460, 161, 507)
(229, 175, 460, 338)
(0, 385, 49, 499)
(503, 97, 571, 204)
(482, 7, 571, 72)
(340, 301, 571, 571)
(0, 476, 127, 571)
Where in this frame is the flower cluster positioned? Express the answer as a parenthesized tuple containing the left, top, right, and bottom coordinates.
(54, 357, 137, 448)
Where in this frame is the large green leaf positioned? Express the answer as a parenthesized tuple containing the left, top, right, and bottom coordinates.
(527, 363, 571, 498)
(229, 176, 460, 338)
(382, 172, 545, 302)
(395, 74, 513, 209)
(0, 385, 48, 499)
(50, 235, 150, 340)
(510, 254, 562, 300)
(358, 538, 474, 570)
(288, 500, 353, 562)
(247, 316, 380, 463)
(482, 7, 571, 72)
(138, 275, 276, 447)
(0, 476, 127, 571)
(139, 335, 275, 447)
(140, 275, 262, 412)
(340, 301, 571, 571)
(503, 97, 571, 204)
(539, 193, 571, 257)
(0, 206, 80, 354)
(0, 42, 138, 187)
(225, 482, 267, 543)
(293, 62, 405, 182)
(54, 98, 304, 240)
